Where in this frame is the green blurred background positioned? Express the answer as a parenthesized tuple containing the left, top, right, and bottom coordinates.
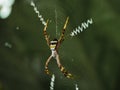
(0, 0, 120, 90)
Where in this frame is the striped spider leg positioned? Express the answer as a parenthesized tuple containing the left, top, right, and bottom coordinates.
(57, 17, 73, 79)
(43, 19, 51, 74)
(43, 19, 50, 46)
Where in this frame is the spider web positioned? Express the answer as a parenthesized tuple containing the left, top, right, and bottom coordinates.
(30, 0, 76, 75)
(33, 0, 71, 40)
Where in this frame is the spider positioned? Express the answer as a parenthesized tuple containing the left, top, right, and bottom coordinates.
(43, 17, 73, 79)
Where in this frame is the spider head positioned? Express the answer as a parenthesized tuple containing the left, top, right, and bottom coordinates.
(50, 38, 58, 44)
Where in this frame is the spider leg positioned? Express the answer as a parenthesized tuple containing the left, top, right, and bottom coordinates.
(56, 54, 62, 67)
(58, 17, 69, 45)
(43, 19, 50, 46)
(56, 54, 73, 79)
(63, 17, 69, 30)
(45, 55, 52, 75)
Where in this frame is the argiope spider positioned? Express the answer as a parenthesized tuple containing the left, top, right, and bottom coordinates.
(43, 17, 73, 79)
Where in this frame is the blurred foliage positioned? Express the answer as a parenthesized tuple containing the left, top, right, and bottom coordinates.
(0, 0, 120, 90)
